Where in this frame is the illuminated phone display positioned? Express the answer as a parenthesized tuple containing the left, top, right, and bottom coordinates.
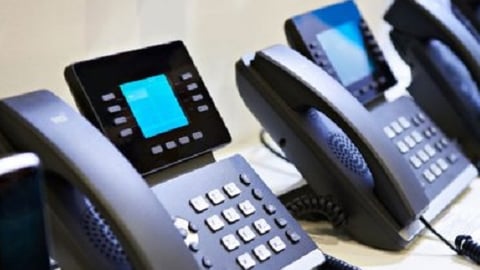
(65, 41, 231, 175)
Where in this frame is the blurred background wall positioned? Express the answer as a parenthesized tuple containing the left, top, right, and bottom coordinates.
(0, 0, 407, 154)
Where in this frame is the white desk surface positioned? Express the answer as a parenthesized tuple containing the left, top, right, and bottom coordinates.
(218, 144, 480, 269)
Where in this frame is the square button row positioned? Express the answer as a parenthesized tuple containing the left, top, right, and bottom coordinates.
(204, 201, 258, 232)
(395, 131, 426, 154)
(236, 236, 287, 270)
(220, 220, 273, 251)
(408, 144, 437, 168)
(383, 116, 411, 138)
(150, 131, 204, 155)
(423, 158, 450, 183)
(189, 182, 242, 213)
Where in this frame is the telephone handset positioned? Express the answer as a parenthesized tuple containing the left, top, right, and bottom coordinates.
(0, 90, 327, 270)
(385, 0, 480, 161)
(0, 90, 198, 269)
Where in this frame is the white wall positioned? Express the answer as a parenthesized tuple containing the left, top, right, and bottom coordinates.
(0, 0, 406, 153)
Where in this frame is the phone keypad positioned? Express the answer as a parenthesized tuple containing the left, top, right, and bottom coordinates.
(376, 97, 469, 191)
(153, 155, 320, 270)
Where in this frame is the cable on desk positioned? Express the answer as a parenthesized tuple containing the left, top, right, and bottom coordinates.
(420, 216, 480, 264)
(259, 129, 289, 162)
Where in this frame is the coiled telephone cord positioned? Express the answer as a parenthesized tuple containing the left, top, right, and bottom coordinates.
(420, 216, 480, 264)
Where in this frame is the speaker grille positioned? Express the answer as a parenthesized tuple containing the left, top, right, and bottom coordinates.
(81, 200, 128, 264)
(327, 132, 372, 179)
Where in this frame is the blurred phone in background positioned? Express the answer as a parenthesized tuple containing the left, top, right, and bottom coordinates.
(0, 153, 50, 270)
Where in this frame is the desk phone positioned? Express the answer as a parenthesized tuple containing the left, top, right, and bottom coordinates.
(235, 0, 477, 250)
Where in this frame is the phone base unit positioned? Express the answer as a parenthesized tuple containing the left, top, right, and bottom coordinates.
(236, 44, 477, 250)
(385, 0, 480, 163)
(153, 154, 325, 270)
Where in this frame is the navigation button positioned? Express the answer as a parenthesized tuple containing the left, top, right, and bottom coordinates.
(197, 105, 209, 112)
(113, 116, 127, 126)
(179, 136, 190, 145)
(101, 93, 115, 102)
(107, 105, 121, 114)
(181, 72, 193, 81)
(192, 131, 203, 140)
(151, 145, 163, 155)
(187, 82, 198, 91)
(192, 94, 203, 101)
(120, 128, 133, 138)
(165, 141, 177, 149)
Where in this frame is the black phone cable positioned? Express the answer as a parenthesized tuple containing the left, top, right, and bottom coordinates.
(420, 216, 480, 264)
(259, 129, 289, 162)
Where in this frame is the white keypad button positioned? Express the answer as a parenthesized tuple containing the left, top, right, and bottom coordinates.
(238, 226, 256, 243)
(383, 126, 395, 139)
(409, 155, 422, 168)
(222, 207, 240, 224)
(404, 135, 416, 148)
(221, 234, 240, 251)
(411, 131, 424, 143)
(398, 116, 411, 129)
(430, 163, 442, 177)
(268, 236, 286, 253)
(238, 200, 256, 216)
(424, 144, 437, 158)
(423, 169, 436, 182)
(253, 218, 271, 235)
(437, 158, 449, 171)
(207, 189, 225, 205)
(190, 196, 209, 212)
(223, 182, 241, 198)
(205, 215, 224, 232)
(417, 150, 429, 162)
(237, 253, 256, 270)
(253, 244, 271, 262)
(391, 121, 403, 134)
(396, 141, 409, 153)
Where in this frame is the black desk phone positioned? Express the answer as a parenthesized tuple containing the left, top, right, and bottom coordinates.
(236, 0, 478, 250)
(385, 0, 480, 163)
(0, 41, 331, 269)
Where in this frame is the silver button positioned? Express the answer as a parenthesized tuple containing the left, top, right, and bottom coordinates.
(165, 141, 177, 149)
(151, 145, 163, 155)
(107, 105, 121, 113)
(197, 105, 209, 112)
(178, 136, 190, 145)
(187, 82, 198, 91)
(113, 116, 127, 126)
(120, 128, 133, 138)
(101, 93, 116, 102)
(192, 131, 203, 140)
(192, 94, 203, 101)
(181, 72, 193, 81)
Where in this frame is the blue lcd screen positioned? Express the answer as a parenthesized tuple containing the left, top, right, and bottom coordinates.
(120, 74, 188, 138)
(316, 21, 375, 86)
